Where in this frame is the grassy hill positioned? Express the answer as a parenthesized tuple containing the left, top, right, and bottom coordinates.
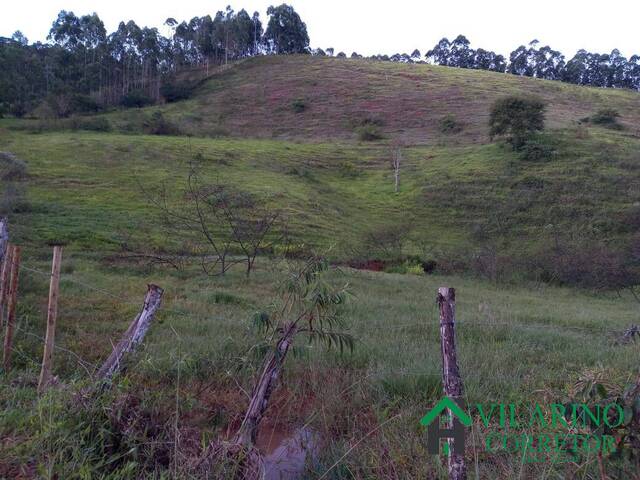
(109, 55, 640, 143)
(1, 56, 640, 478)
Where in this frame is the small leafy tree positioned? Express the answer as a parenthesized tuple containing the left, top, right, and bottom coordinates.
(198, 257, 351, 476)
(489, 95, 546, 149)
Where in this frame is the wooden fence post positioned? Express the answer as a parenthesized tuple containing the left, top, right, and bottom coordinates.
(38, 245, 63, 393)
(0, 218, 8, 266)
(2, 245, 21, 371)
(0, 245, 13, 327)
(437, 287, 467, 480)
(96, 284, 163, 381)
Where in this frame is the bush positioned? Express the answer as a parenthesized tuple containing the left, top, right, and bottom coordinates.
(10, 101, 27, 118)
(0, 152, 29, 215)
(160, 81, 193, 103)
(589, 108, 623, 130)
(0, 151, 27, 181)
(356, 124, 383, 141)
(70, 116, 111, 132)
(70, 94, 103, 113)
(143, 111, 181, 136)
(489, 95, 546, 150)
(518, 137, 557, 162)
(31, 100, 58, 119)
(439, 115, 463, 134)
(121, 90, 153, 108)
(291, 99, 307, 113)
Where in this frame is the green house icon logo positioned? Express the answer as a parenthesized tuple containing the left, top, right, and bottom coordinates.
(420, 397, 471, 455)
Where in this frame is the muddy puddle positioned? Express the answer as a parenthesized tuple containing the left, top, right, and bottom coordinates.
(256, 427, 318, 480)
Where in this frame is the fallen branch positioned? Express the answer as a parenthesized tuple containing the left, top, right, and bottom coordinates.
(96, 284, 164, 381)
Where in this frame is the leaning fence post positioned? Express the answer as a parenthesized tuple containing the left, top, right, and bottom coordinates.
(38, 245, 63, 393)
(0, 245, 13, 327)
(437, 287, 467, 480)
(2, 245, 21, 371)
(96, 284, 163, 381)
(0, 218, 8, 267)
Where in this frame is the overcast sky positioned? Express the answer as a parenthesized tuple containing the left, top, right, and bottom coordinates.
(2, 0, 639, 58)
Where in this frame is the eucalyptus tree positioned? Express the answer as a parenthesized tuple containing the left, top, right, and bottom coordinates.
(264, 4, 310, 54)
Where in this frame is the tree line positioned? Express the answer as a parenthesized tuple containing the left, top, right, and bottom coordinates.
(0, 4, 310, 116)
(2, 4, 640, 118)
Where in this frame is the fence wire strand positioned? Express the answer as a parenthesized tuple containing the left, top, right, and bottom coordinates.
(9, 259, 634, 386)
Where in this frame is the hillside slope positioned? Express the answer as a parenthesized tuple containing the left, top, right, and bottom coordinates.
(113, 55, 640, 143)
(2, 55, 640, 282)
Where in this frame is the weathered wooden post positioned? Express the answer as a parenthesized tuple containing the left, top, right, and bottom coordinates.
(0, 218, 8, 266)
(38, 245, 63, 393)
(96, 284, 163, 381)
(2, 245, 21, 371)
(437, 287, 466, 480)
(0, 244, 13, 327)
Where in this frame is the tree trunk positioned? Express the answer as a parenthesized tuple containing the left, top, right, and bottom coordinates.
(232, 322, 297, 446)
(437, 287, 467, 480)
(96, 284, 163, 380)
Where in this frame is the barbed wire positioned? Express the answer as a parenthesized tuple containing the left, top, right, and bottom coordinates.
(18, 262, 629, 339)
(14, 324, 97, 377)
(9, 257, 636, 388)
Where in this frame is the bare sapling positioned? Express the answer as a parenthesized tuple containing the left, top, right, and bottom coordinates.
(215, 189, 280, 276)
(138, 160, 278, 277)
(195, 256, 352, 477)
(390, 143, 403, 193)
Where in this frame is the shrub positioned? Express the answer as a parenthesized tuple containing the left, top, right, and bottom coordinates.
(121, 90, 153, 108)
(10, 101, 27, 118)
(70, 94, 103, 113)
(143, 111, 181, 136)
(0, 152, 29, 215)
(439, 115, 463, 134)
(160, 81, 194, 103)
(489, 95, 546, 150)
(518, 137, 557, 162)
(209, 291, 244, 305)
(356, 124, 383, 141)
(31, 100, 57, 119)
(589, 108, 623, 130)
(0, 152, 27, 181)
(68, 116, 111, 132)
(291, 99, 307, 113)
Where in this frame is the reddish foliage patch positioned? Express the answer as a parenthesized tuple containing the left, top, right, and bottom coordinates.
(346, 259, 387, 271)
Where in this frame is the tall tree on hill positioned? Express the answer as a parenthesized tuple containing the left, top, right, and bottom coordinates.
(449, 35, 474, 68)
(509, 40, 564, 80)
(425, 37, 452, 65)
(474, 48, 506, 72)
(264, 4, 309, 54)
